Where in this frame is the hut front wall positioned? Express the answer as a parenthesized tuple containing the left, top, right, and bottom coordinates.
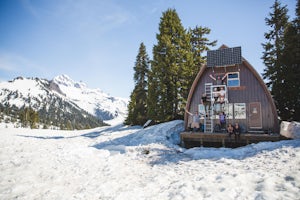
(187, 63, 278, 133)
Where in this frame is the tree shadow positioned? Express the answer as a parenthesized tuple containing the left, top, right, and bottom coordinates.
(81, 124, 140, 138)
(17, 135, 65, 140)
(144, 147, 193, 166)
(92, 128, 147, 149)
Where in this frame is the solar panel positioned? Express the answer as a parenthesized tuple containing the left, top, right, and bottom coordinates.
(207, 46, 242, 67)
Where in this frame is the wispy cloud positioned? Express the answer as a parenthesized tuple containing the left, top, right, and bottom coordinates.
(0, 53, 18, 72)
(21, 0, 135, 35)
(0, 52, 46, 74)
(21, 0, 42, 19)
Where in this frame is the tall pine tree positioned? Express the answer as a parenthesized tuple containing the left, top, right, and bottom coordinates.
(262, 0, 288, 88)
(185, 26, 217, 102)
(147, 9, 216, 123)
(262, 0, 289, 120)
(148, 9, 194, 122)
(125, 43, 150, 125)
(262, 0, 300, 121)
(279, 0, 300, 121)
(189, 26, 217, 68)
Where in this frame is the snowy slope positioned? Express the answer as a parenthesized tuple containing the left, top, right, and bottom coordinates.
(0, 75, 128, 125)
(0, 120, 299, 200)
(53, 75, 128, 124)
(0, 77, 53, 109)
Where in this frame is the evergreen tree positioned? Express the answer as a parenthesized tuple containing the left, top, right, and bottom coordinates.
(19, 107, 39, 128)
(125, 42, 150, 125)
(189, 26, 217, 68)
(184, 26, 217, 103)
(29, 108, 39, 129)
(262, 0, 289, 88)
(66, 120, 73, 130)
(20, 107, 29, 127)
(262, 0, 300, 121)
(149, 9, 194, 122)
(278, 0, 300, 121)
(147, 68, 159, 121)
(261, 0, 290, 120)
(125, 92, 136, 125)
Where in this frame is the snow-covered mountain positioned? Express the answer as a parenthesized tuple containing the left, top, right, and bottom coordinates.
(52, 75, 128, 123)
(0, 75, 128, 127)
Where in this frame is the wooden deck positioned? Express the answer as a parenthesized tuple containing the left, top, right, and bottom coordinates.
(180, 132, 288, 148)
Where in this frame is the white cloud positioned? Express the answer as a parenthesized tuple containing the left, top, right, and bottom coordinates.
(21, 0, 41, 19)
(0, 52, 46, 74)
(21, 0, 135, 35)
(0, 54, 18, 72)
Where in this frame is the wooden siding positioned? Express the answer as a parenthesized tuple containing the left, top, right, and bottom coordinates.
(185, 59, 279, 133)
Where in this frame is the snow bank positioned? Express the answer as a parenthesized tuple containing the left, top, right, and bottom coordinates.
(280, 121, 300, 139)
(184, 139, 300, 160)
(92, 120, 184, 153)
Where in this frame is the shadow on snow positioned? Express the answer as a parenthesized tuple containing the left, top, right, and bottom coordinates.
(80, 124, 137, 139)
(17, 135, 65, 140)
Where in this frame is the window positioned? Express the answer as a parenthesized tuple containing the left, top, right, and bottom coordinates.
(227, 72, 240, 87)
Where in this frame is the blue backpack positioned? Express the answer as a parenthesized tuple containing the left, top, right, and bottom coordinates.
(220, 114, 226, 123)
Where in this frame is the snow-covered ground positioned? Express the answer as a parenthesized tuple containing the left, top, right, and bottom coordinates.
(0, 120, 299, 200)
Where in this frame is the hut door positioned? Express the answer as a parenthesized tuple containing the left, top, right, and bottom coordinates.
(249, 102, 262, 129)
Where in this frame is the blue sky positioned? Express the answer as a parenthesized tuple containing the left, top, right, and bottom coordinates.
(0, 0, 297, 98)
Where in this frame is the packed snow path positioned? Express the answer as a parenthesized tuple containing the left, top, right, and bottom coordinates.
(1, 121, 300, 200)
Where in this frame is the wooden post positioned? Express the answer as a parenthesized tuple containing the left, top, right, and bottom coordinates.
(222, 139, 225, 147)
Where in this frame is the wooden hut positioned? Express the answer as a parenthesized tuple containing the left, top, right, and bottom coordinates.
(182, 45, 280, 147)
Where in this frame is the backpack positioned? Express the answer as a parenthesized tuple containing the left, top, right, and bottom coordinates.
(220, 114, 225, 123)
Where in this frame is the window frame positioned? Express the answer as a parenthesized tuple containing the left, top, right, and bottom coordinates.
(227, 72, 240, 87)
